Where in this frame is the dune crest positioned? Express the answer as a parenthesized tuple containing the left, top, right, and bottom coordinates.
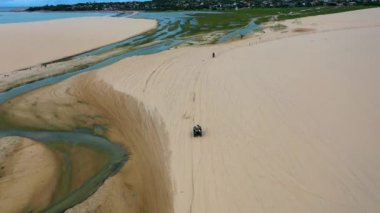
(66, 77, 173, 213)
(84, 8, 380, 212)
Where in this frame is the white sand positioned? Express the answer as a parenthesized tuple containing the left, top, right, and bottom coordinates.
(0, 17, 156, 73)
(255, 7, 380, 44)
(83, 8, 379, 212)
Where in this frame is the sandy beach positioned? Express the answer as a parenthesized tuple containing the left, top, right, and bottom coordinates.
(1, 7, 380, 213)
(0, 17, 156, 73)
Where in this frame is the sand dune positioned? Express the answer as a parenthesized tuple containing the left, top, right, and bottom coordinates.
(1, 8, 380, 213)
(0, 17, 156, 73)
(0, 76, 174, 213)
(254, 7, 380, 44)
(85, 8, 380, 212)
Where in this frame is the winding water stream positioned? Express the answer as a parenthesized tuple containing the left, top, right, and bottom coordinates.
(0, 11, 259, 211)
(0, 130, 127, 212)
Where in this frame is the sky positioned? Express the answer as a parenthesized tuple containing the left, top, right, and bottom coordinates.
(0, 0, 146, 7)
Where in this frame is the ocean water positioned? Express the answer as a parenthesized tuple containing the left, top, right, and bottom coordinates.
(0, 7, 115, 24)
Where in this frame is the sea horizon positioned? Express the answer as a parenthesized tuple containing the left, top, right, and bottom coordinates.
(0, 8, 116, 24)
(0, 7, 27, 12)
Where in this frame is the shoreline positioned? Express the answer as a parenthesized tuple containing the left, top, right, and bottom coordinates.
(0, 17, 157, 93)
(2, 7, 378, 94)
(0, 15, 157, 212)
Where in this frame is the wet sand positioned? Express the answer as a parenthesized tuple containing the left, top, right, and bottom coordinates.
(0, 15, 158, 212)
(0, 137, 60, 212)
(0, 76, 173, 213)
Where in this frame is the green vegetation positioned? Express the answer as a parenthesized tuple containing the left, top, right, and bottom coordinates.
(182, 6, 375, 36)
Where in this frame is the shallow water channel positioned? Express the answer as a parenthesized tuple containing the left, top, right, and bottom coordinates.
(0, 11, 258, 211)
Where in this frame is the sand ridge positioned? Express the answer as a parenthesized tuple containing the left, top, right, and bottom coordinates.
(85, 7, 380, 213)
(0, 76, 174, 213)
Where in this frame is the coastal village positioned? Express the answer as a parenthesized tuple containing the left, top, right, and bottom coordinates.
(27, 0, 380, 11)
